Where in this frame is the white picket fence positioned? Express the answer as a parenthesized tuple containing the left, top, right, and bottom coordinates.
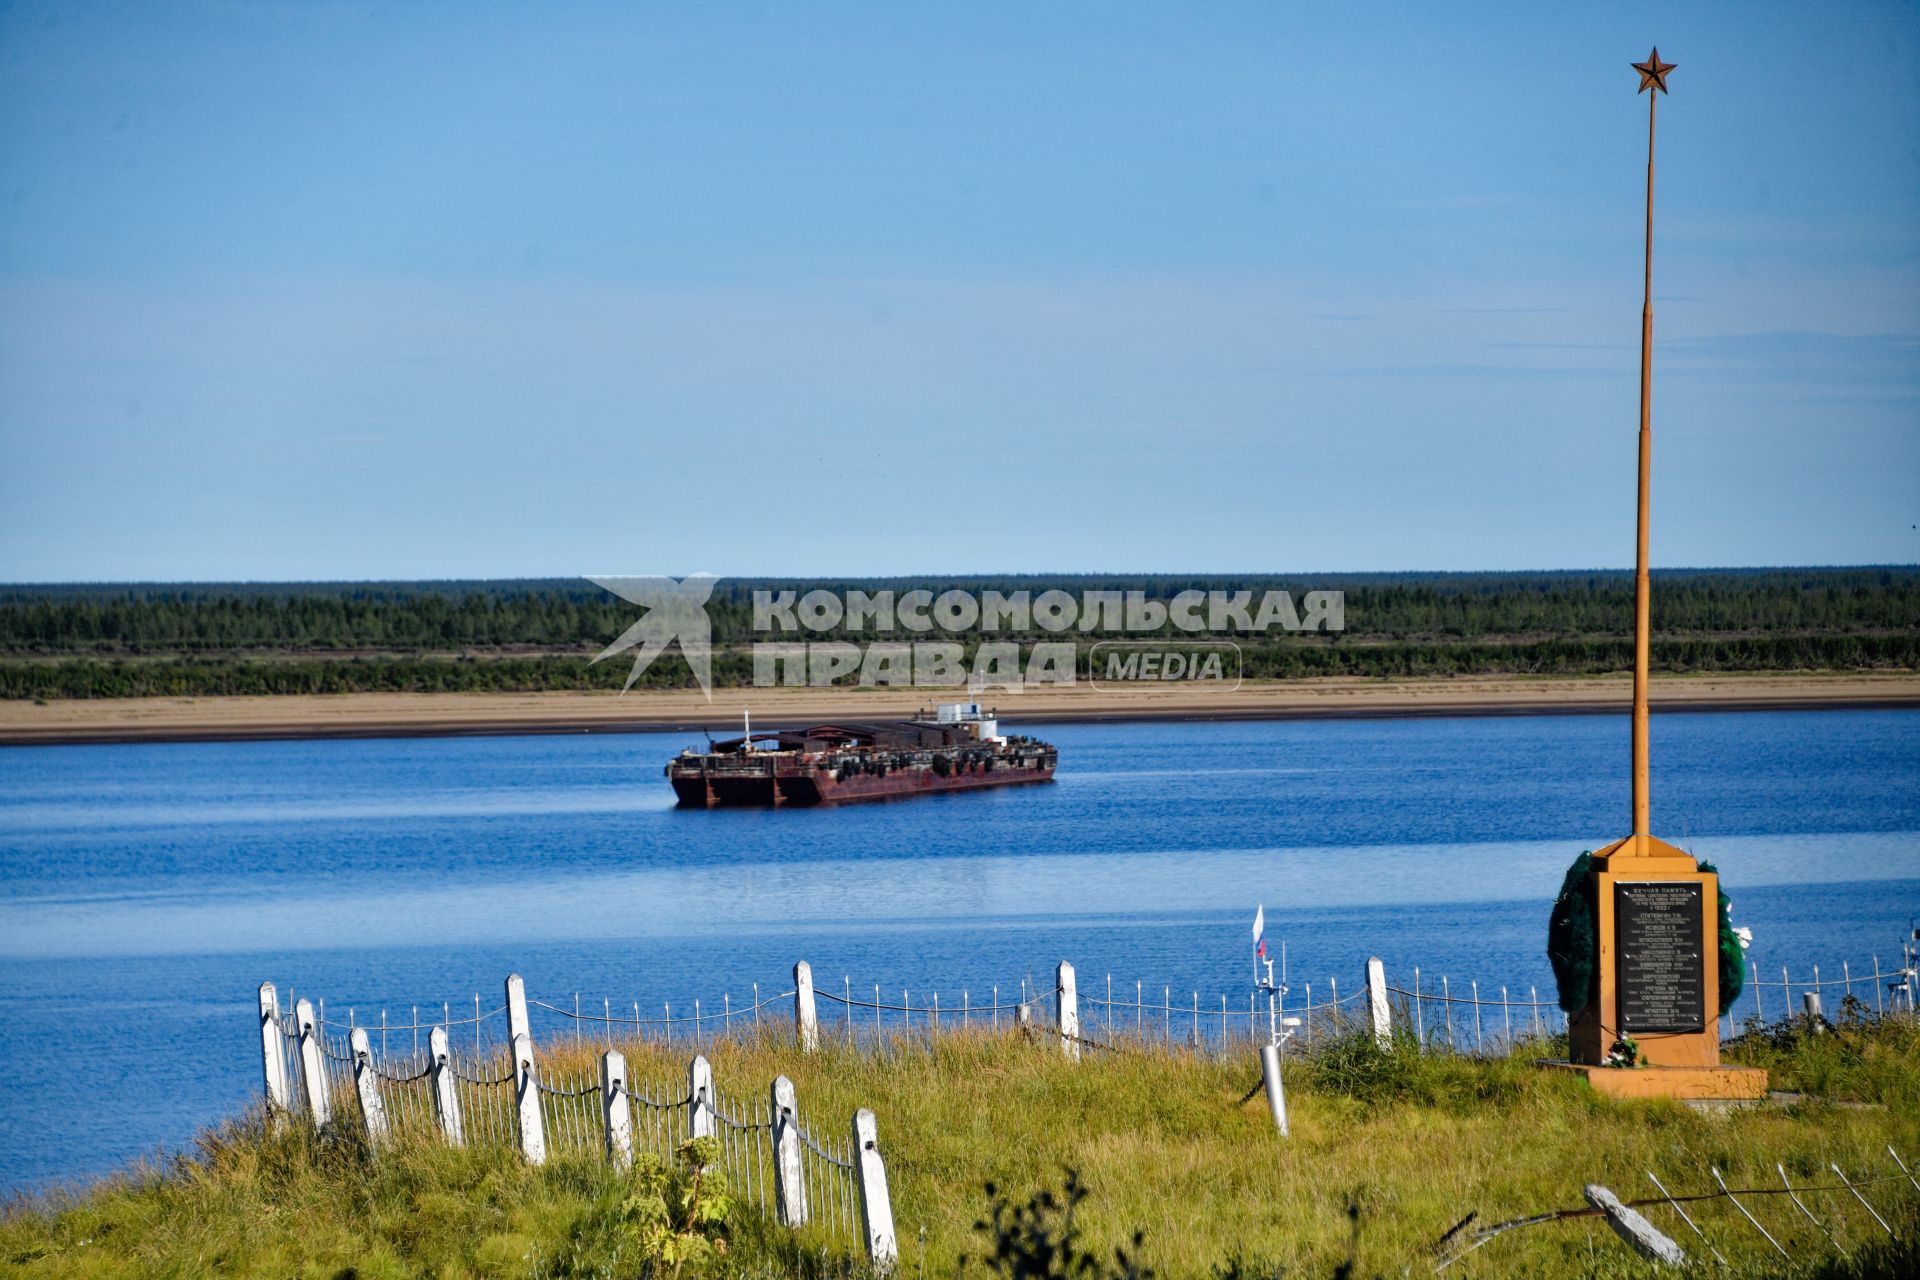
(256, 975, 897, 1269)
(271, 948, 1918, 1081)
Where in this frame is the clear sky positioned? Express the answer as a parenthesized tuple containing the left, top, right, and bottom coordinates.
(1, 1, 1915, 581)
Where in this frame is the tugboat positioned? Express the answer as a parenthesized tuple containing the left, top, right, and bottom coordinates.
(666, 702, 1057, 807)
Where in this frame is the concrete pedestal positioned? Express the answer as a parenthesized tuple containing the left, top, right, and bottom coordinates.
(1540, 1061, 1769, 1100)
(1554, 833, 1767, 1100)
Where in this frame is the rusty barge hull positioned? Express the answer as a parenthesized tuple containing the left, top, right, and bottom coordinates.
(669, 759, 1055, 807)
(666, 707, 1057, 808)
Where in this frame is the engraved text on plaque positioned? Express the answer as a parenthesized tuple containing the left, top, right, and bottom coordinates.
(1615, 881, 1705, 1034)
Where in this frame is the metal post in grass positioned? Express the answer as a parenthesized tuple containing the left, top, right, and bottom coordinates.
(1258, 1027, 1299, 1138)
(511, 1031, 546, 1165)
(258, 982, 290, 1115)
(602, 1050, 632, 1171)
(350, 1028, 390, 1150)
(1056, 961, 1080, 1060)
(1366, 959, 1391, 1049)
(793, 961, 819, 1052)
(429, 1026, 463, 1147)
(688, 1054, 715, 1139)
(294, 998, 330, 1129)
(853, 1108, 898, 1270)
(770, 1075, 808, 1226)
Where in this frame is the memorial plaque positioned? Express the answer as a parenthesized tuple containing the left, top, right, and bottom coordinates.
(1614, 881, 1705, 1033)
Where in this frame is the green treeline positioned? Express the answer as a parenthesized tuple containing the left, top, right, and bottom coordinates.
(4, 568, 1916, 651)
(2, 634, 1914, 700)
(1, 568, 1913, 697)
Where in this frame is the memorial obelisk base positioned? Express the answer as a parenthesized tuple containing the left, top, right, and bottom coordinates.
(1546, 834, 1767, 1100)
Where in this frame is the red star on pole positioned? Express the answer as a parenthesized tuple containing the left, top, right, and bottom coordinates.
(1632, 47, 1676, 94)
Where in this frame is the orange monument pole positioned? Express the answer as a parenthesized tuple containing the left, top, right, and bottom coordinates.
(1557, 50, 1766, 1099)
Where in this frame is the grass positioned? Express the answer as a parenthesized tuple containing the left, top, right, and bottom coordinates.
(4, 1019, 1917, 1278)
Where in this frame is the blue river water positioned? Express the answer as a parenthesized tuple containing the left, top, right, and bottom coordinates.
(0, 708, 1916, 1192)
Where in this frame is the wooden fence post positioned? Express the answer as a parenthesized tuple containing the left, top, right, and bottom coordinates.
(294, 998, 331, 1129)
(1366, 958, 1391, 1048)
(793, 961, 819, 1052)
(770, 1074, 809, 1226)
(350, 1028, 390, 1150)
(512, 1031, 547, 1165)
(1057, 961, 1080, 1060)
(429, 1026, 464, 1147)
(505, 972, 530, 1052)
(688, 1054, 715, 1139)
(602, 1050, 632, 1170)
(1583, 1184, 1685, 1265)
(258, 982, 290, 1115)
(853, 1108, 898, 1271)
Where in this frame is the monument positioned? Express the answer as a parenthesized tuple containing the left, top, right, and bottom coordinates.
(1546, 51, 1767, 1101)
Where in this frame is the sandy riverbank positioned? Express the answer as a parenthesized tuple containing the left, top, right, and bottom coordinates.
(1, 672, 1915, 746)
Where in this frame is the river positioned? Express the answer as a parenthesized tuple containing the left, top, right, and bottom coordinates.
(0, 708, 1914, 1190)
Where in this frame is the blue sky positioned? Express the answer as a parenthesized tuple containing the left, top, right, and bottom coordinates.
(1, 1, 1915, 581)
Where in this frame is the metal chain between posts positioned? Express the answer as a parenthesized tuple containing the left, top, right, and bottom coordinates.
(536, 1079, 602, 1099)
(449, 1063, 515, 1087)
(1021, 1020, 1136, 1056)
(369, 1057, 436, 1084)
(795, 1123, 855, 1168)
(611, 1081, 695, 1112)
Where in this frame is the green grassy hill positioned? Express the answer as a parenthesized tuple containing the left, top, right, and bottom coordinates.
(5, 1019, 1916, 1278)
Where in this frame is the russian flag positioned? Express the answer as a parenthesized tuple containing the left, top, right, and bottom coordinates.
(1252, 904, 1266, 959)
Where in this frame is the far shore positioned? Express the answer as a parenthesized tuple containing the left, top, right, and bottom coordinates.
(0, 672, 1915, 746)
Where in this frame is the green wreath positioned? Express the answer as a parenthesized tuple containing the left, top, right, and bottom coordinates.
(1546, 851, 1744, 1016)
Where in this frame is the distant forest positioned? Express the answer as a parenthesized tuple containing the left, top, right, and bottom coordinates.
(2, 568, 1914, 698)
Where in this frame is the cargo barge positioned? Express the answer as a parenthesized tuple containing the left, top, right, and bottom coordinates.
(666, 702, 1057, 807)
